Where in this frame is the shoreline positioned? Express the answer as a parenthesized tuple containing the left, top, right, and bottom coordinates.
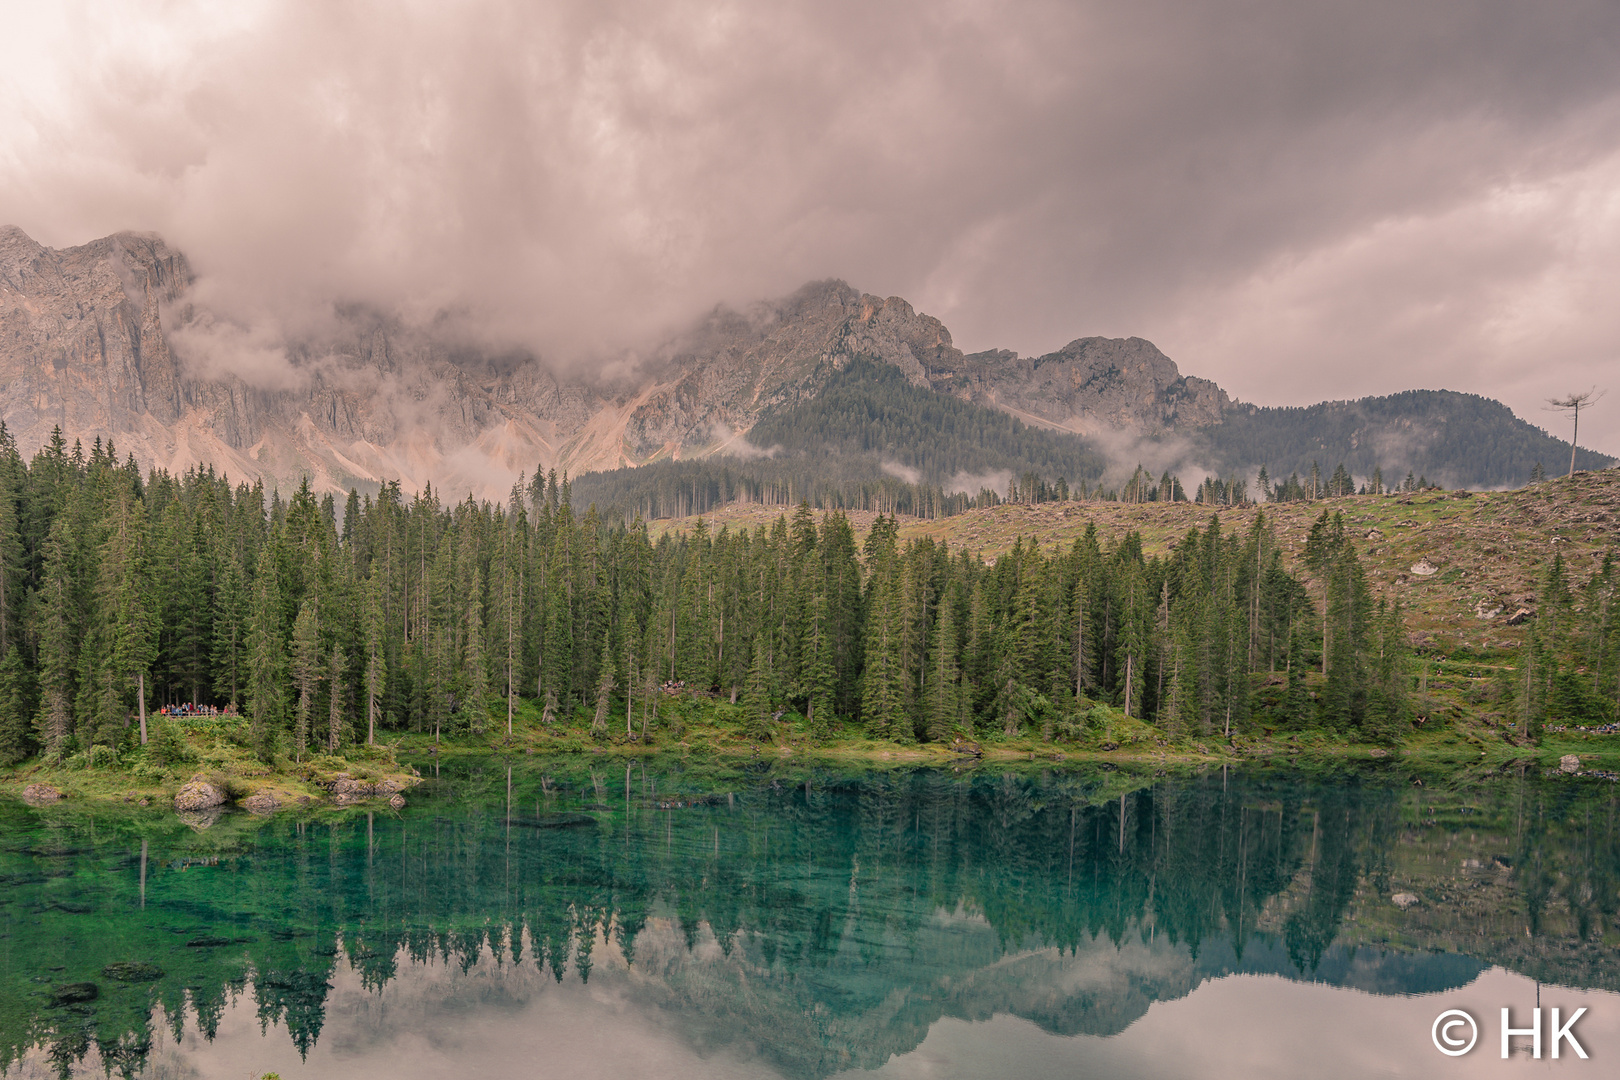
(6, 724, 1618, 809)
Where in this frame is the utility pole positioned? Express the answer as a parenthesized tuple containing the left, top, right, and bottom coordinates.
(1546, 389, 1605, 477)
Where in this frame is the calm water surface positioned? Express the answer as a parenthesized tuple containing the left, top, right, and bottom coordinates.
(3, 760, 1618, 1078)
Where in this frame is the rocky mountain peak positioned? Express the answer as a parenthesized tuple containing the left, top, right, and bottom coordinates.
(0, 227, 1233, 500)
(929, 334, 1229, 435)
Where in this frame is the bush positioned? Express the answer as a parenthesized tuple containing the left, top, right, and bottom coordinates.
(1052, 710, 1092, 743)
(147, 720, 196, 768)
(129, 760, 168, 782)
(354, 741, 398, 767)
(65, 744, 122, 770)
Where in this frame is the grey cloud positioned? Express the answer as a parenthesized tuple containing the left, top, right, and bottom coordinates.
(944, 468, 1012, 499)
(3, 0, 1618, 449)
(881, 459, 923, 485)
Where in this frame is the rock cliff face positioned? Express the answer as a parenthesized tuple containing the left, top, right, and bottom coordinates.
(926, 336, 1230, 435)
(0, 226, 1224, 499)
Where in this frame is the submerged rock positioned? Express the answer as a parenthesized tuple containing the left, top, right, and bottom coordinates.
(22, 783, 63, 803)
(512, 812, 598, 829)
(174, 777, 226, 812)
(49, 982, 99, 1006)
(102, 962, 165, 982)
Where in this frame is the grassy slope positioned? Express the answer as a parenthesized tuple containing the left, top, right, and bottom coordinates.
(657, 471, 1619, 656)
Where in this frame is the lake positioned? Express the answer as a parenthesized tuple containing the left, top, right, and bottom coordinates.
(2, 759, 1617, 1078)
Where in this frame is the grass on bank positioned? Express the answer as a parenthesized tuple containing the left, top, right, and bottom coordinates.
(0, 713, 417, 805)
(5, 668, 1620, 806)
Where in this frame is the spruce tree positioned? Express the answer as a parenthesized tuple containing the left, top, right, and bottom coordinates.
(0, 423, 24, 657)
(542, 506, 574, 706)
(1116, 562, 1149, 720)
(327, 644, 347, 752)
(363, 569, 387, 745)
(589, 633, 614, 737)
(212, 552, 250, 710)
(33, 519, 78, 754)
(859, 521, 906, 740)
(290, 596, 321, 762)
(924, 586, 960, 742)
(98, 494, 158, 745)
(494, 514, 523, 737)
(464, 570, 490, 736)
(0, 646, 36, 764)
(246, 541, 288, 762)
(742, 633, 773, 740)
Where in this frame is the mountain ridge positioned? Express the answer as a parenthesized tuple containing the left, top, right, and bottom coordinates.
(0, 225, 1609, 501)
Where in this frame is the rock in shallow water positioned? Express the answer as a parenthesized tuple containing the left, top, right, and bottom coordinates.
(22, 783, 63, 803)
(102, 962, 165, 982)
(49, 982, 98, 1005)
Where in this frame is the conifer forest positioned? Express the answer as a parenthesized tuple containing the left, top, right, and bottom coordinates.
(3, 423, 1615, 769)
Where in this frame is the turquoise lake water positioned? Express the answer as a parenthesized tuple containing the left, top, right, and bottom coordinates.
(2, 759, 1618, 1078)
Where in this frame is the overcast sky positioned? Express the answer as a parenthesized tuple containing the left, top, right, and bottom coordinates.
(2, 0, 1617, 452)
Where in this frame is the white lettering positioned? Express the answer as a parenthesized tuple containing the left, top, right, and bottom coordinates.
(1551, 1008, 1589, 1060)
(1501, 1007, 1542, 1059)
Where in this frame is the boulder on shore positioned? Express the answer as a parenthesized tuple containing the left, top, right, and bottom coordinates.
(330, 773, 376, 803)
(242, 791, 279, 814)
(174, 777, 227, 812)
(1560, 754, 1581, 774)
(22, 783, 64, 803)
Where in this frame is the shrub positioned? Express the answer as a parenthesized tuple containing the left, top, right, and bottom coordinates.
(147, 720, 196, 768)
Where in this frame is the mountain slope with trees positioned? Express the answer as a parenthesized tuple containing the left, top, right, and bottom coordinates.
(570, 359, 1110, 520)
(1190, 390, 1614, 490)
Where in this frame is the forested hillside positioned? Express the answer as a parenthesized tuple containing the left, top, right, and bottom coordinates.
(748, 359, 1109, 486)
(1193, 390, 1614, 489)
(571, 374, 1610, 526)
(571, 358, 1108, 519)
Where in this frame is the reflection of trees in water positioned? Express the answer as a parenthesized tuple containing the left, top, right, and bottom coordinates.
(3, 766, 1614, 1077)
(1504, 776, 1620, 972)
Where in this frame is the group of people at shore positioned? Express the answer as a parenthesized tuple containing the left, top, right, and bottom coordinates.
(158, 703, 236, 718)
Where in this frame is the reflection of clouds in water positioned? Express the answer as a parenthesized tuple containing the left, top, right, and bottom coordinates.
(849, 968, 1620, 1080)
(14, 935, 1618, 1079)
(126, 934, 781, 1080)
